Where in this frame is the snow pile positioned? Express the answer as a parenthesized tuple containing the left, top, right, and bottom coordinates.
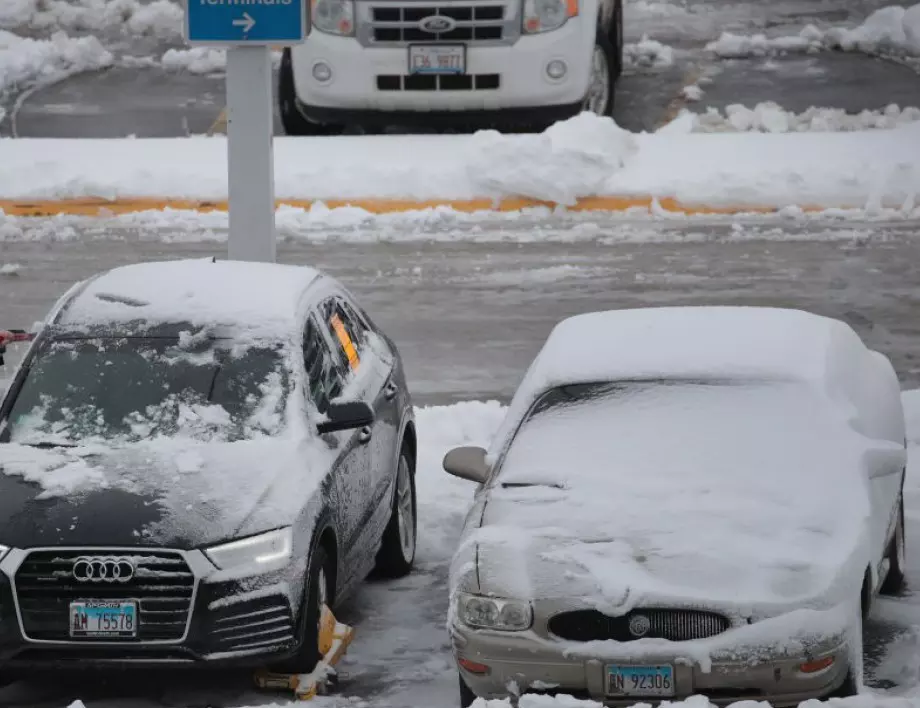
(466, 112, 639, 205)
(161, 47, 283, 75)
(823, 3, 920, 57)
(1, 113, 918, 211)
(706, 3, 920, 58)
(0, 0, 184, 40)
(624, 36, 675, 68)
(161, 47, 228, 75)
(0, 29, 113, 99)
(691, 102, 920, 133)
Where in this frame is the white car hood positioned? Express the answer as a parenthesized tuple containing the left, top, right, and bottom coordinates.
(469, 381, 895, 613)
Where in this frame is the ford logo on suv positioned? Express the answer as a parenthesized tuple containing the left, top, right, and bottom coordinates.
(418, 15, 456, 33)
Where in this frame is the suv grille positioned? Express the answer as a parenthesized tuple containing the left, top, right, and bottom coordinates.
(14, 550, 195, 642)
(548, 609, 731, 642)
(370, 5, 505, 43)
(377, 73, 500, 91)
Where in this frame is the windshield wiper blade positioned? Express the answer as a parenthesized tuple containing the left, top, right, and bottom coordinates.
(21, 440, 78, 449)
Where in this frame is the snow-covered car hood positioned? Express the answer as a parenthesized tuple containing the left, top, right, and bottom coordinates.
(0, 436, 330, 549)
(464, 380, 902, 615)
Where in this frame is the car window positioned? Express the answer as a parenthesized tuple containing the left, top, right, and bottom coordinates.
(321, 297, 368, 373)
(3, 337, 290, 444)
(303, 316, 344, 414)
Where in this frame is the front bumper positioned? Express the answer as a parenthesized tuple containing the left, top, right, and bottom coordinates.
(450, 624, 851, 706)
(0, 547, 304, 671)
(290, 18, 594, 117)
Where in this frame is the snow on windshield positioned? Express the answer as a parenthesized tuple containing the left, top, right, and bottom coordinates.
(481, 378, 884, 609)
(6, 334, 290, 446)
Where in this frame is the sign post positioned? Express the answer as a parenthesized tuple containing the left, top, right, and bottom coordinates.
(184, 0, 308, 263)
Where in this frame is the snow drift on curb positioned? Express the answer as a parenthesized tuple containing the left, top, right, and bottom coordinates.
(706, 2, 920, 58)
(1, 113, 918, 210)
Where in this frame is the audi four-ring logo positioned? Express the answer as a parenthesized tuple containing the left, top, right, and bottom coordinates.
(72, 557, 136, 583)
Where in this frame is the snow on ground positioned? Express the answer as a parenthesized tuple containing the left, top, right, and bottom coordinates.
(688, 102, 920, 133)
(624, 36, 676, 68)
(706, 2, 920, 58)
(0, 0, 183, 40)
(0, 29, 112, 103)
(1, 113, 918, 210)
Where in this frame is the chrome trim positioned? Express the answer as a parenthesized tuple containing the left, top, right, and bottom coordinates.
(355, 0, 520, 48)
(3, 546, 212, 647)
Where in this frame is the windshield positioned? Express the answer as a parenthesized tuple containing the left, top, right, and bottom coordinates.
(496, 377, 829, 486)
(3, 337, 291, 446)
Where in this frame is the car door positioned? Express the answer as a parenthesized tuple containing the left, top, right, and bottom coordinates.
(319, 294, 397, 550)
(302, 313, 371, 579)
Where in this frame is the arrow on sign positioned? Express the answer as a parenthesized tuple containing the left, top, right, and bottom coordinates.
(232, 12, 256, 33)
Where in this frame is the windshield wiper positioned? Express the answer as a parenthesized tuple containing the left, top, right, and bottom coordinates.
(21, 440, 78, 449)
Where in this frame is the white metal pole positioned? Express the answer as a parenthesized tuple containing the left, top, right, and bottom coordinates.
(226, 45, 276, 263)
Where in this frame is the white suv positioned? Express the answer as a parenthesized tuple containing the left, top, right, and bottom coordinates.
(278, 0, 623, 133)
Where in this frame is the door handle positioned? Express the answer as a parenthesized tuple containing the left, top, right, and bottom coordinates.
(358, 426, 372, 444)
(384, 382, 398, 401)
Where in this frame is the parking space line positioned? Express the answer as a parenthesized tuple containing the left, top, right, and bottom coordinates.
(655, 64, 705, 130)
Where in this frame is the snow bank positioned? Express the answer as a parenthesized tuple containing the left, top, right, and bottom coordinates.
(466, 113, 639, 206)
(706, 3, 920, 58)
(624, 36, 675, 68)
(160, 47, 282, 75)
(0, 0, 184, 40)
(1, 114, 918, 210)
(0, 29, 112, 100)
(690, 102, 920, 133)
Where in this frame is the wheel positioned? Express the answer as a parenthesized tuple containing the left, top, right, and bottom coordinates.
(374, 447, 417, 578)
(459, 672, 478, 707)
(272, 544, 331, 673)
(583, 30, 616, 117)
(277, 48, 344, 136)
(828, 670, 859, 698)
(881, 495, 906, 595)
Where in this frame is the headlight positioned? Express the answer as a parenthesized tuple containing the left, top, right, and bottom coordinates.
(458, 592, 533, 631)
(523, 0, 576, 33)
(205, 528, 293, 570)
(312, 0, 355, 36)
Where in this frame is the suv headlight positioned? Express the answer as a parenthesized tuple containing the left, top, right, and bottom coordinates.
(312, 0, 355, 36)
(458, 592, 533, 631)
(523, 0, 577, 33)
(205, 528, 293, 571)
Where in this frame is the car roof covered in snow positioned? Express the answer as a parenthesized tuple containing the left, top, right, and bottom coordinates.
(53, 258, 322, 339)
(487, 305, 874, 459)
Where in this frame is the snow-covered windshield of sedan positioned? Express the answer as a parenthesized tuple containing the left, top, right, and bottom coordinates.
(3, 336, 290, 446)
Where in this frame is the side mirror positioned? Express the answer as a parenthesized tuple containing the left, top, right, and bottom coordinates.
(443, 446, 490, 484)
(317, 400, 375, 435)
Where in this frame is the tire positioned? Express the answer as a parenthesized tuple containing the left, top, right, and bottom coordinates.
(828, 670, 859, 698)
(583, 30, 616, 117)
(374, 447, 417, 578)
(272, 544, 331, 674)
(612, 0, 624, 78)
(881, 495, 906, 595)
(459, 672, 478, 707)
(277, 49, 344, 136)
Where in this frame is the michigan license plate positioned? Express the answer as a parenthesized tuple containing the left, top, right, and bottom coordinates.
(69, 600, 137, 638)
(408, 44, 465, 74)
(607, 664, 675, 697)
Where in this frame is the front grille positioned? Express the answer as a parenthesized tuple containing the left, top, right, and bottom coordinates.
(208, 596, 295, 653)
(370, 5, 505, 43)
(548, 608, 731, 642)
(377, 73, 500, 91)
(14, 550, 195, 642)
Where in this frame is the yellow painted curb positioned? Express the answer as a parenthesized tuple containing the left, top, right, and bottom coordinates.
(0, 196, 831, 218)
